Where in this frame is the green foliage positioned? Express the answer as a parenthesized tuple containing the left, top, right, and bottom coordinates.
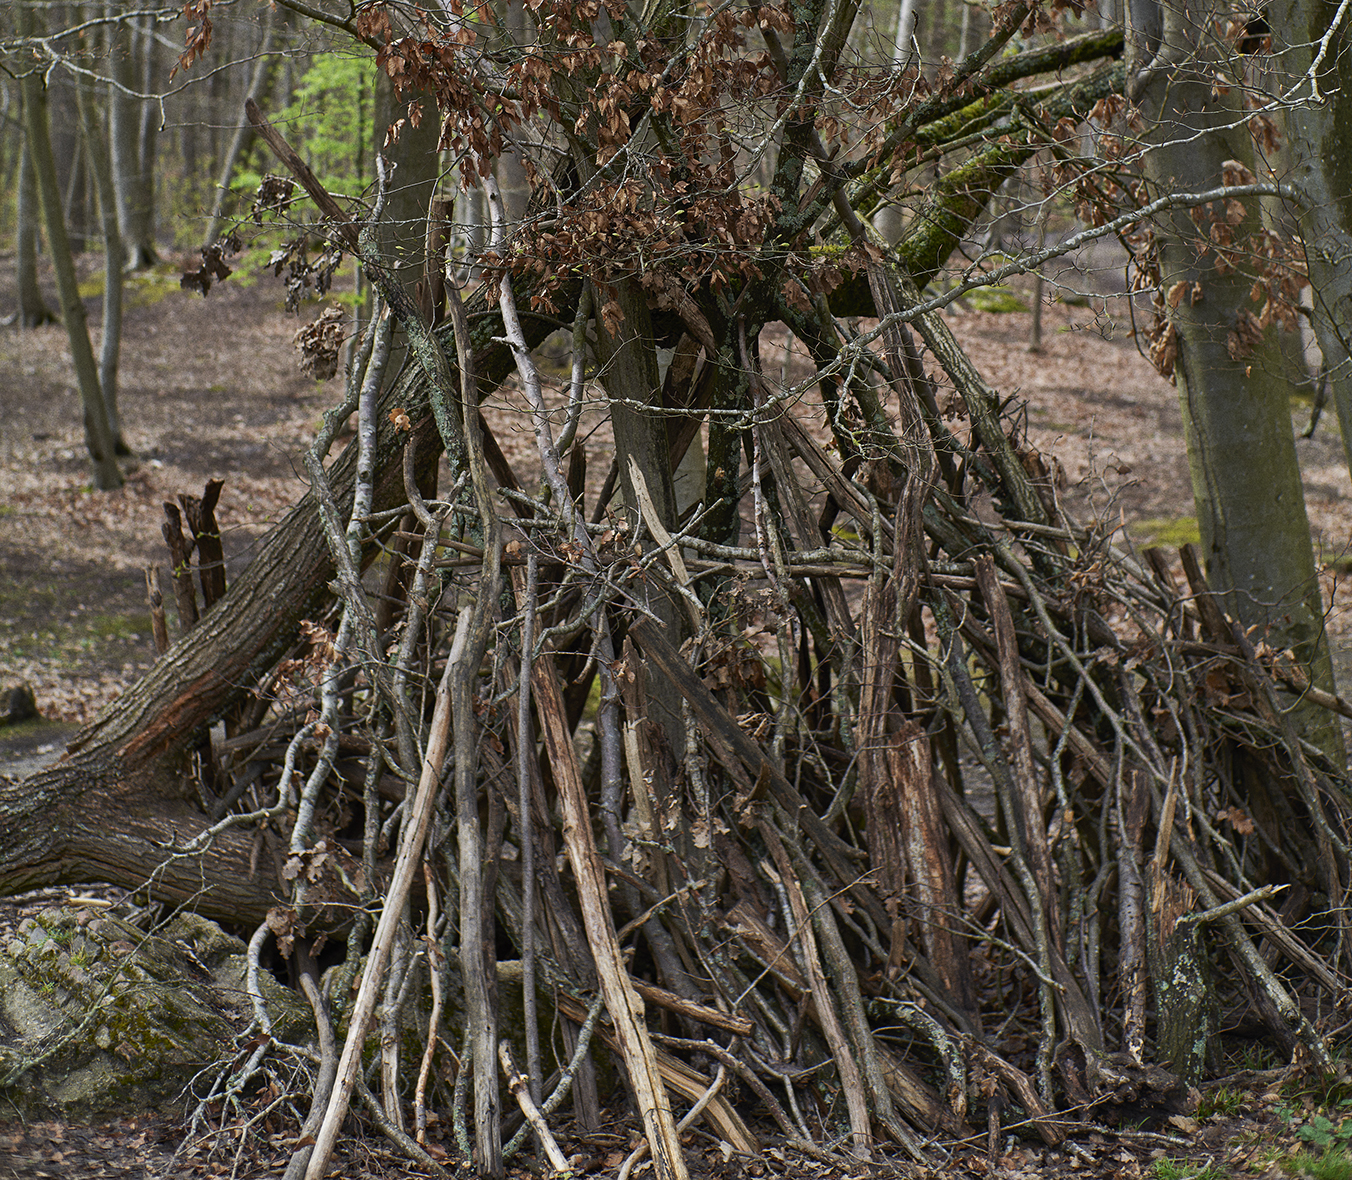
(1198, 1086, 1244, 1118)
(1287, 1151, 1352, 1180)
(1297, 1112, 1352, 1154)
(1150, 1157, 1226, 1180)
(234, 50, 377, 209)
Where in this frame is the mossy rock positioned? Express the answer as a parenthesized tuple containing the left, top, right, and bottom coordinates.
(0, 908, 312, 1120)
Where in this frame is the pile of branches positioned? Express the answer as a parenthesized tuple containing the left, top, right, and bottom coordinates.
(174, 237, 1352, 1180)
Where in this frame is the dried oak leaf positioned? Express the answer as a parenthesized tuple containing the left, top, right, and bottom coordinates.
(1226, 309, 1265, 360)
(1148, 319, 1178, 378)
(293, 306, 346, 381)
(1217, 807, 1256, 835)
(600, 298, 626, 336)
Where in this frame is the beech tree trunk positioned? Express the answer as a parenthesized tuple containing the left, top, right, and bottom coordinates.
(15, 129, 56, 328)
(74, 49, 129, 454)
(203, 6, 277, 248)
(110, 15, 157, 270)
(1133, 0, 1341, 759)
(1270, 0, 1352, 482)
(20, 0, 123, 492)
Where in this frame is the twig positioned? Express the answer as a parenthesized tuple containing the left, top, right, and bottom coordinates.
(617, 1066, 728, 1180)
(499, 1041, 572, 1174)
(303, 634, 462, 1180)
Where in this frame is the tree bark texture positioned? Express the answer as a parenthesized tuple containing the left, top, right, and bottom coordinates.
(19, 0, 123, 492)
(74, 51, 128, 452)
(110, 13, 157, 269)
(1134, 0, 1340, 757)
(0, 280, 557, 922)
(15, 129, 56, 328)
(1270, 0, 1352, 482)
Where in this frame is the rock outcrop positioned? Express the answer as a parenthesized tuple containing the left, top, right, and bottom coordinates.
(0, 907, 311, 1120)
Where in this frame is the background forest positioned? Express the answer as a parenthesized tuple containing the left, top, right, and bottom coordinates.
(2, 0, 1352, 1177)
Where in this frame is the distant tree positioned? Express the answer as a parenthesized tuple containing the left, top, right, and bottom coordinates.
(74, 33, 130, 455)
(1270, 0, 1352, 480)
(203, 5, 278, 248)
(13, 128, 56, 328)
(110, 14, 157, 269)
(18, 0, 122, 488)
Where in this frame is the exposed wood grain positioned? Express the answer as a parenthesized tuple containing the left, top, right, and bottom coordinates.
(531, 650, 690, 1180)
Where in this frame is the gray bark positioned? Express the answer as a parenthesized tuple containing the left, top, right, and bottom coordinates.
(204, 6, 277, 248)
(1270, 0, 1352, 482)
(20, 1, 123, 491)
(1133, 0, 1341, 756)
(110, 15, 156, 269)
(53, 79, 91, 254)
(893, 0, 921, 68)
(495, 0, 533, 228)
(74, 51, 128, 454)
(136, 18, 157, 249)
(373, 72, 442, 297)
(15, 130, 56, 328)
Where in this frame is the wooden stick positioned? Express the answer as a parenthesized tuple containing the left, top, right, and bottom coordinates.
(759, 821, 873, 1159)
(302, 617, 462, 1180)
(499, 1041, 572, 1174)
(529, 648, 690, 1180)
(161, 502, 198, 632)
(144, 565, 169, 655)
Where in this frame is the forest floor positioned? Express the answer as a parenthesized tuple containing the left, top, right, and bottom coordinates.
(0, 248, 1350, 1177)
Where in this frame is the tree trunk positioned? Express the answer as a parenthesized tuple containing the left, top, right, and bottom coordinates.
(20, 0, 123, 491)
(203, 6, 276, 248)
(74, 44, 129, 454)
(373, 72, 442, 298)
(1270, 0, 1352, 483)
(1133, 0, 1341, 759)
(54, 79, 91, 255)
(110, 15, 157, 270)
(15, 129, 56, 328)
(0, 283, 557, 922)
(136, 18, 159, 258)
(495, 0, 534, 228)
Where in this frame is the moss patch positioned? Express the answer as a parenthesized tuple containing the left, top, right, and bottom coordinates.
(1133, 516, 1201, 547)
(965, 285, 1028, 313)
(87, 613, 153, 640)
